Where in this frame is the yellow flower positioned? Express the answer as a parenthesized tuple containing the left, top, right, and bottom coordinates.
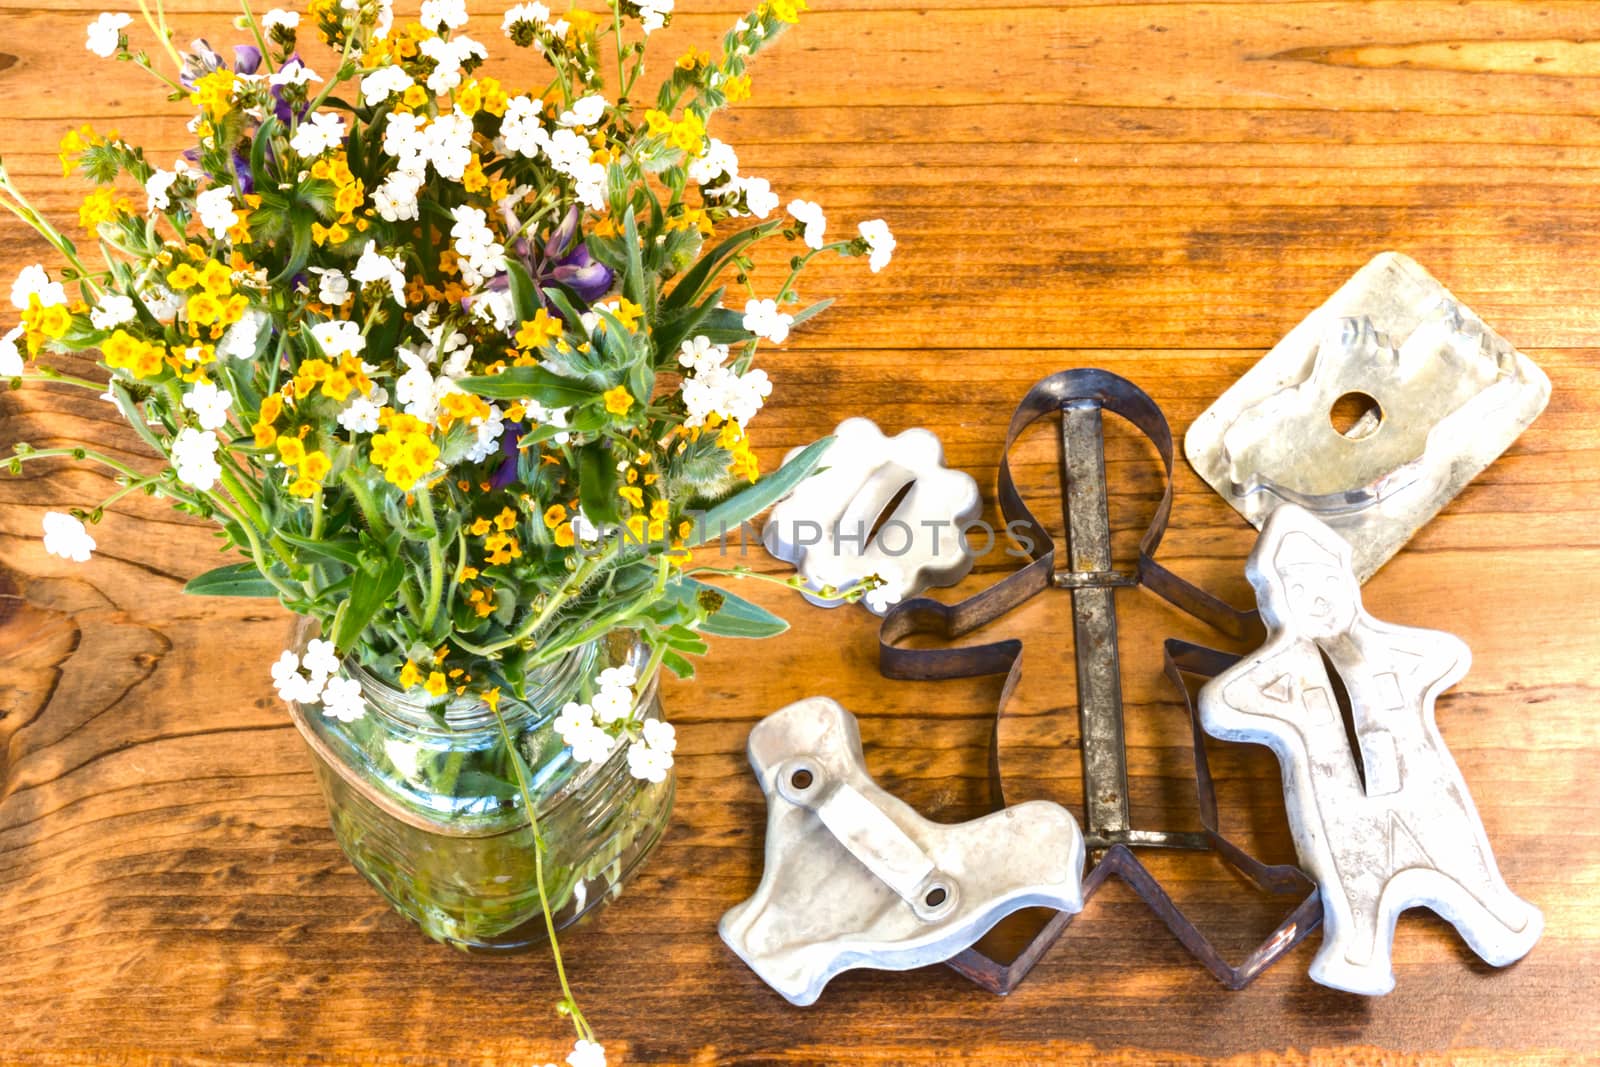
(58, 125, 94, 177)
(78, 188, 130, 234)
(603, 385, 633, 416)
(668, 111, 706, 156)
(553, 522, 575, 548)
(399, 660, 423, 689)
(482, 687, 502, 712)
(287, 475, 320, 498)
(185, 291, 224, 326)
(483, 531, 521, 565)
(644, 109, 674, 136)
(167, 264, 200, 290)
(402, 83, 430, 110)
(515, 308, 563, 348)
(299, 449, 332, 481)
(724, 74, 752, 103)
(618, 485, 644, 509)
(494, 506, 518, 532)
(253, 419, 278, 448)
(190, 69, 237, 117)
(677, 48, 709, 70)
(767, 0, 807, 23)
(611, 298, 643, 331)
(31, 301, 73, 340)
(198, 260, 233, 296)
(275, 435, 306, 466)
(543, 503, 567, 529)
(469, 516, 493, 537)
(424, 671, 448, 697)
(650, 497, 671, 522)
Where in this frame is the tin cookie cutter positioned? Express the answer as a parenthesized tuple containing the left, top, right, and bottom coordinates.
(719, 696, 1086, 1005)
(763, 417, 983, 614)
(880, 368, 1321, 994)
(1185, 252, 1551, 581)
(1198, 504, 1543, 994)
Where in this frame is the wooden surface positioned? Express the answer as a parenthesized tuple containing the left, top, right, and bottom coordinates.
(3, 1, 1599, 1064)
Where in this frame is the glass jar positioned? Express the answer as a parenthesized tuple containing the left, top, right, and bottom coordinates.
(286, 621, 675, 951)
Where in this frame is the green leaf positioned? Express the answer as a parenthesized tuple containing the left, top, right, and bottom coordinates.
(458, 366, 596, 405)
(689, 435, 833, 546)
(576, 442, 620, 525)
(332, 553, 407, 654)
(184, 562, 278, 597)
(661, 219, 781, 313)
(276, 529, 363, 570)
(661, 650, 696, 679)
(505, 259, 540, 324)
(663, 576, 788, 638)
(621, 206, 649, 312)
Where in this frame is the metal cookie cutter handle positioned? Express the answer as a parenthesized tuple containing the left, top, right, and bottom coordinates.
(720, 696, 1086, 1006)
(879, 368, 1321, 993)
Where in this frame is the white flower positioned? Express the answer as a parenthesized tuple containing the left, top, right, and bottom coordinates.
(220, 309, 267, 359)
(688, 138, 737, 186)
(678, 335, 728, 375)
(319, 676, 366, 723)
(567, 1040, 608, 1067)
(86, 12, 131, 57)
(290, 111, 346, 157)
(591, 686, 633, 725)
(269, 59, 321, 87)
(0, 326, 25, 376)
(11, 264, 66, 310)
(351, 241, 407, 305)
(642, 718, 676, 754)
(373, 167, 424, 222)
(338, 395, 383, 434)
(498, 96, 548, 159)
(738, 176, 778, 219)
(270, 649, 323, 705)
(554, 702, 614, 764)
(559, 94, 607, 128)
(171, 426, 222, 490)
(195, 187, 238, 240)
(597, 664, 638, 690)
(361, 65, 413, 107)
(181, 379, 234, 431)
(502, 1, 550, 36)
(418, 35, 485, 95)
(742, 298, 793, 344)
(462, 402, 506, 463)
(422, 109, 475, 180)
(140, 284, 181, 321)
(261, 9, 299, 32)
(626, 746, 671, 783)
(681, 364, 771, 428)
(419, 0, 469, 30)
(635, 0, 671, 33)
(858, 218, 895, 273)
(145, 168, 180, 214)
(302, 637, 341, 681)
(311, 267, 351, 307)
(788, 199, 827, 251)
(89, 293, 136, 330)
(310, 319, 366, 358)
(449, 205, 506, 288)
(42, 511, 95, 562)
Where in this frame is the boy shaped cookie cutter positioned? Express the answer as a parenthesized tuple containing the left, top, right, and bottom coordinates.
(1198, 504, 1543, 994)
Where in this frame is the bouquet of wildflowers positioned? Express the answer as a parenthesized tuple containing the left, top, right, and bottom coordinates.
(2, 0, 891, 1057)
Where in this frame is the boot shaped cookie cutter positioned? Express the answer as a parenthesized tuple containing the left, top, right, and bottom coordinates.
(879, 369, 1322, 995)
(1185, 252, 1551, 582)
(719, 696, 1086, 1006)
(1198, 504, 1542, 995)
(763, 417, 983, 614)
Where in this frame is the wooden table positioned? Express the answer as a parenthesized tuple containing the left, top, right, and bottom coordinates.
(3, 1, 1597, 1063)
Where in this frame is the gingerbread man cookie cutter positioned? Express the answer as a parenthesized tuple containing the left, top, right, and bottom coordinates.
(1198, 504, 1542, 994)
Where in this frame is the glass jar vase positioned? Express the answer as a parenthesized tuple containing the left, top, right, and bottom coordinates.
(286, 621, 675, 951)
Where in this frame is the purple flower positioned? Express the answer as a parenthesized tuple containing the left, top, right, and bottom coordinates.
(495, 205, 616, 314)
(490, 422, 526, 489)
(234, 44, 262, 76)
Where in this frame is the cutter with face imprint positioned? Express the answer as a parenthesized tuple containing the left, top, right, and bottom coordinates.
(1198, 505, 1543, 995)
(1185, 253, 1550, 581)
